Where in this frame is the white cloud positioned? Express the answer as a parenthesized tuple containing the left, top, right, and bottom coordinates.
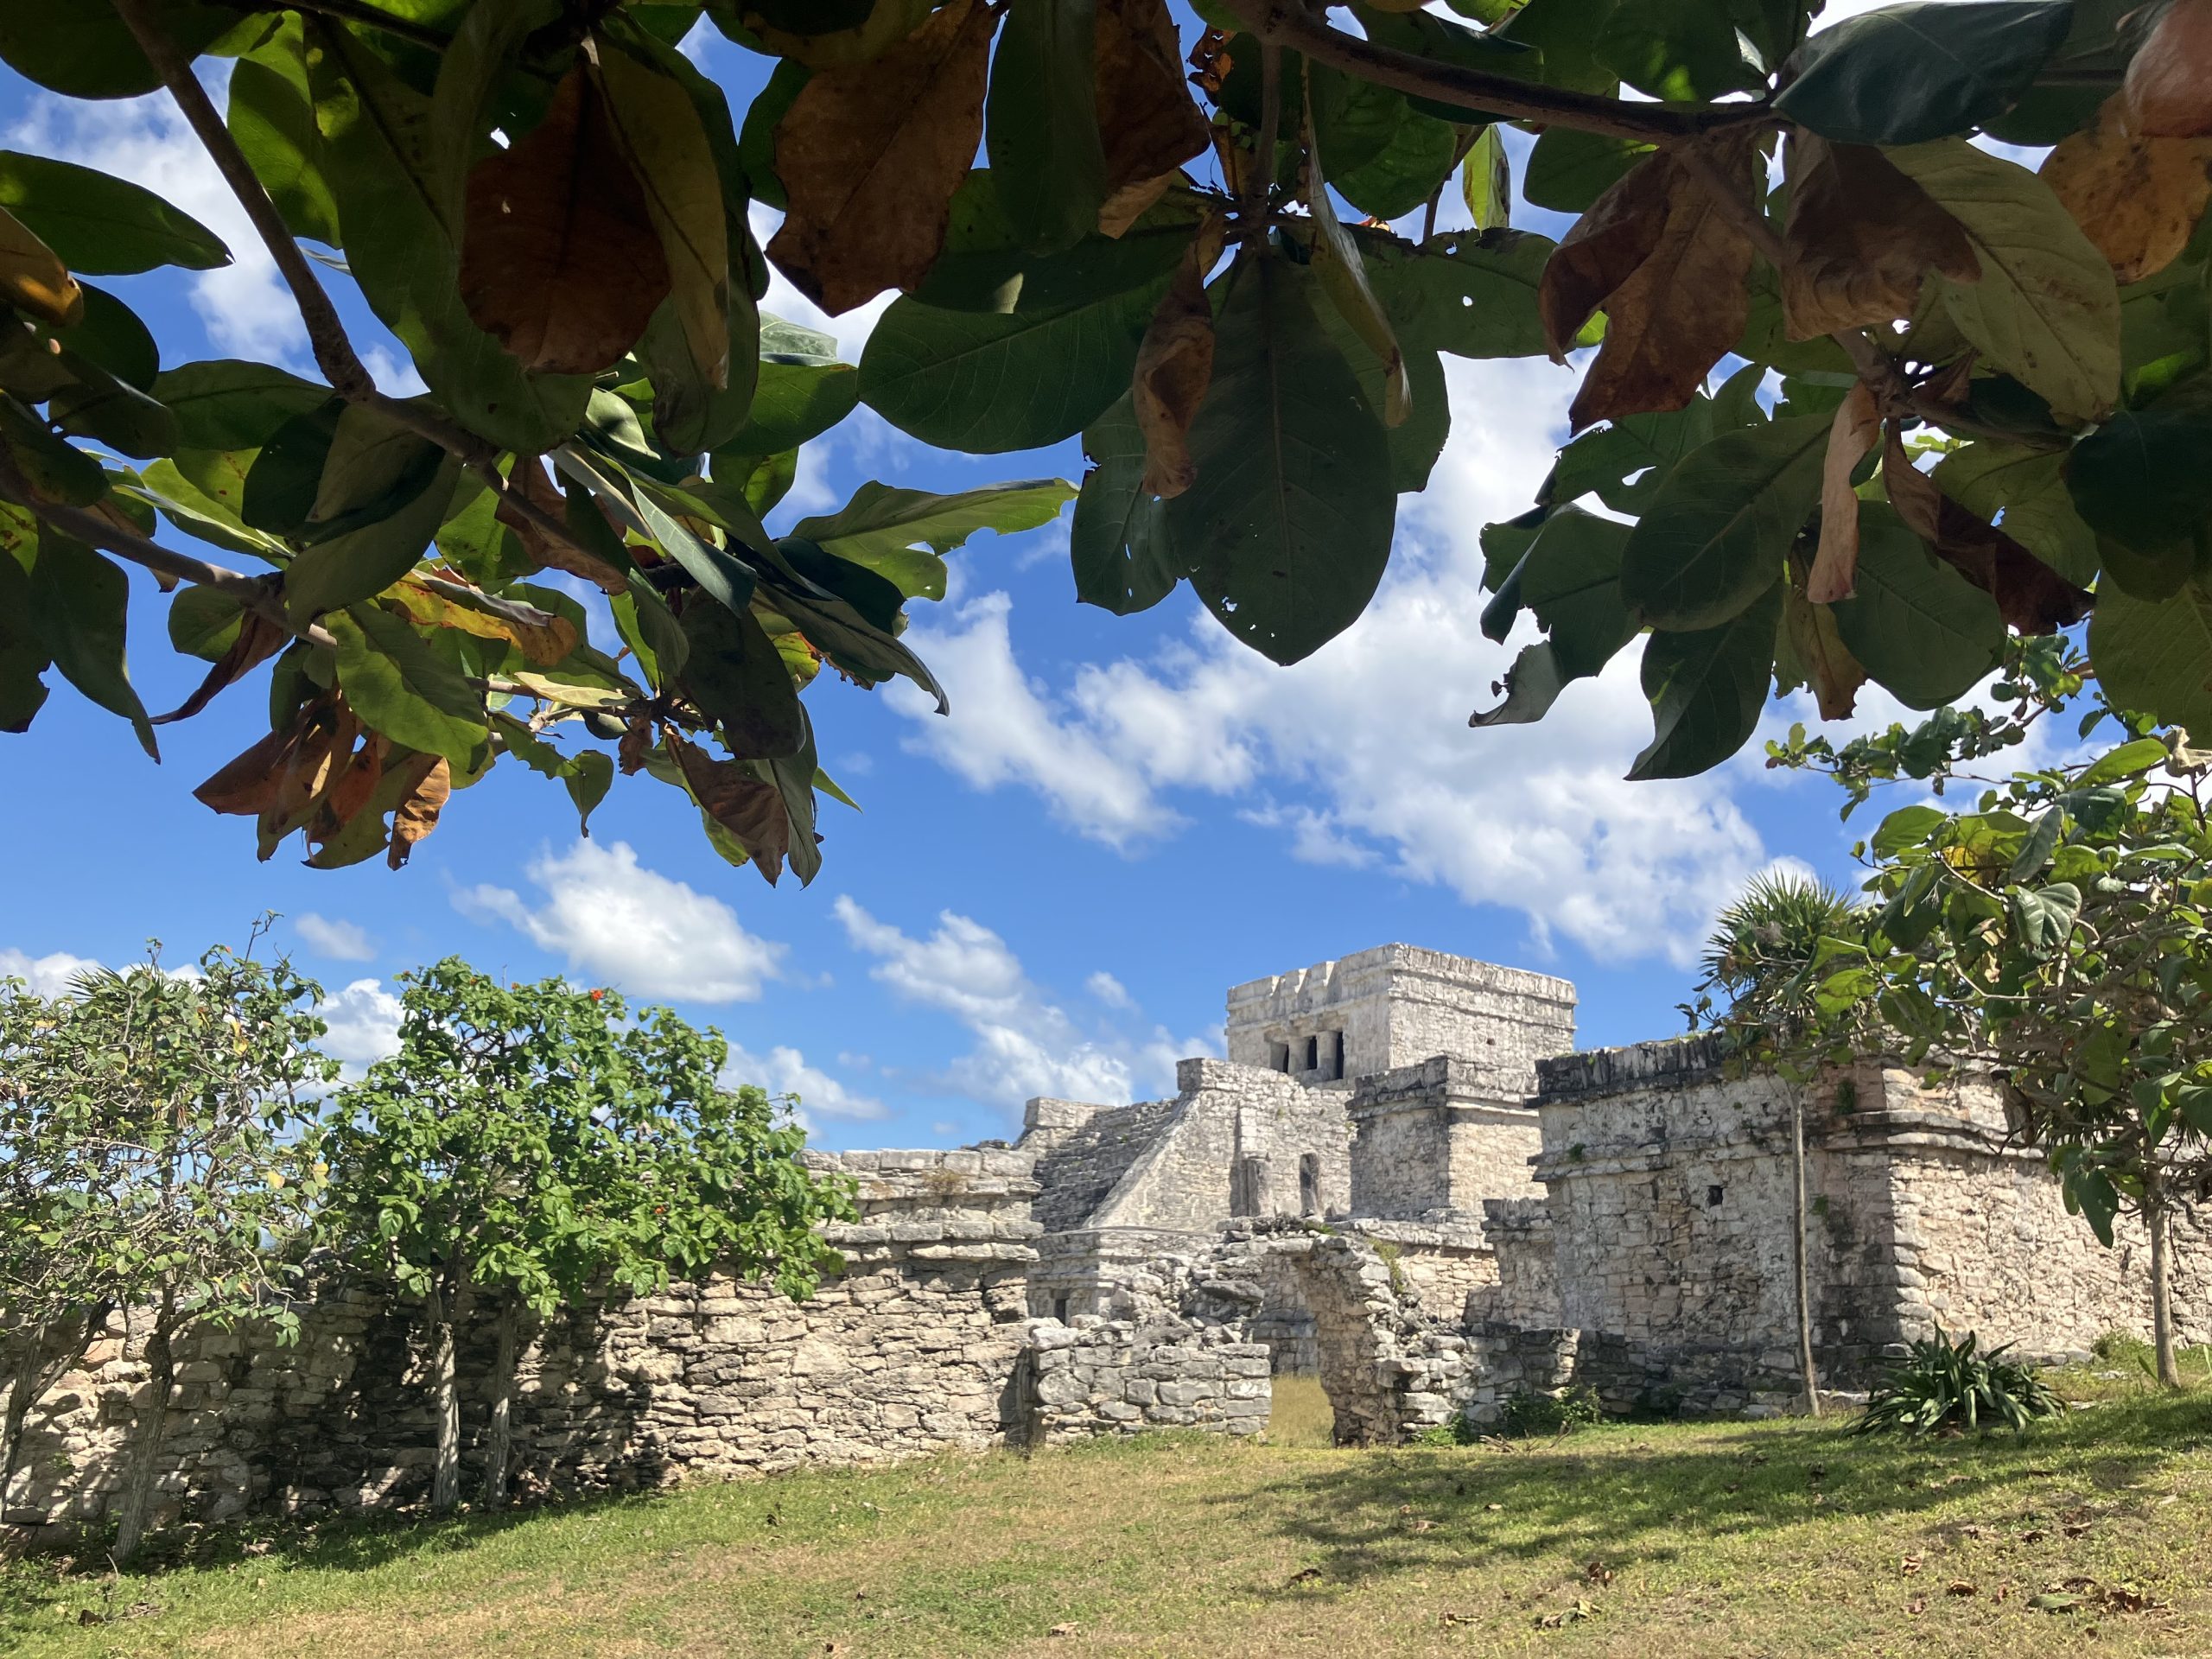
(0, 948, 101, 999)
(835, 897, 1205, 1114)
(454, 839, 787, 1001)
(1085, 970, 1135, 1011)
(886, 357, 1777, 966)
(319, 978, 404, 1078)
(8, 79, 306, 364)
(294, 913, 376, 963)
(725, 1042, 887, 1124)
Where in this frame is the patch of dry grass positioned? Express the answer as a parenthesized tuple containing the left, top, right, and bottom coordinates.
(6, 1367, 2209, 1658)
(1265, 1373, 1336, 1447)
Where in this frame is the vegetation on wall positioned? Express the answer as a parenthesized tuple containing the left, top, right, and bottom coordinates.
(1, 0, 2209, 871)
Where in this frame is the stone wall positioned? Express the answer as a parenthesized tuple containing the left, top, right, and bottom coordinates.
(1023, 1096, 1181, 1235)
(1021, 1319, 1272, 1442)
(1476, 1198, 1561, 1329)
(3, 1149, 1047, 1547)
(1225, 944, 1576, 1090)
(1347, 1056, 1543, 1220)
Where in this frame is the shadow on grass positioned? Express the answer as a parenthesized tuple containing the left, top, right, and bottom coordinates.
(1217, 1389, 2212, 1600)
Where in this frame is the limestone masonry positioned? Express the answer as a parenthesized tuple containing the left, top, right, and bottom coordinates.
(8, 944, 2205, 1544)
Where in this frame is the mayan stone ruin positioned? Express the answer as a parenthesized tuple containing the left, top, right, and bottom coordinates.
(8, 943, 2208, 1546)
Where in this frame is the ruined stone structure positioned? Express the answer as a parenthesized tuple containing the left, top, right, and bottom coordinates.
(8, 944, 2206, 1547)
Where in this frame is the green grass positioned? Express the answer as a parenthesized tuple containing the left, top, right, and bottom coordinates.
(1267, 1373, 1336, 1447)
(5, 1364, 2209, 1658)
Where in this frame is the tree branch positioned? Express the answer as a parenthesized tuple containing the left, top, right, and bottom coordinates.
(1214, 0, 1770, 143)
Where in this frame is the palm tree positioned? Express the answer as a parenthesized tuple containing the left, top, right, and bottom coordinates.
(1699, 872, 1867, 1418)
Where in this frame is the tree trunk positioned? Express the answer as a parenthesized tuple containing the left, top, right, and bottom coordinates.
(481, 1299, 522, 1508)
(425, 1270, 461, 1514)
(0, 1307, 103, 1518)
(2149, 1196, 2181, 1389)
(111, 1294, 177, 1566)
(1791, 1087, 1821, 1418)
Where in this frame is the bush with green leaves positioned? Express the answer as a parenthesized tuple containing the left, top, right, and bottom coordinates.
(1856, 1328, 2064, 1436)
(312, 958, 853, 1511)
(1499, 1383, 1606, 1439)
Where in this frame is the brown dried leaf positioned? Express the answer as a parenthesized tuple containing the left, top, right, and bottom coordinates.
(459, 64, 671, 375)
(1565, 132, 1760, 430)
(1539, 150, 1677, 360)
(389, 573, 580, 666)
(1187, 27, 1234, 96)
(767, 0, 994, 315)
(194, 721, 306, 817)
(153, 608, 288, 726)
(1808, 380, 1880, 603)
(2126, 0, 2212, 137)
(1783, 132, 1980, 340)
(1096, 0, 1211, 190)
(671, 731, 790, 884)
(1881, 426, 2093, 632)
(386, 754, 450, 869)
(1098, 170, 1179, 238)
(1132, 221, 1220, 498)
(325, 731, 386, 827)
(498, 457, 627, 595)
(2043, 93, 2212, 285)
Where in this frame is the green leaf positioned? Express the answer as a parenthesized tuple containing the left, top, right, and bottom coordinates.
(307, 17, 591, 454)
(1460, 124, 1510, 231)
(2008, 880, 2081, 957)
(1630, 580, 1783, 780)
(1069, 392, 1179, 616)
(736, 59, 809, 211)
(680, 594, 804, 760)
(1871, 803, 1947, 856)
(153, 359, 331, 449)
(792, 478, 1073, 602)
(285, 458, 458, 626)
(1548, 397, 1718, 514)
(52, 283, 160, 390)
(1887, 138, 2120, 424)
(1618, 413, 1829, 631)
(1165, 254, 1395, 666)
(1831, 503, 2004, 709)
(2065, 392, 2212, 556)
(1932, 440, 2097, 587)
(0, 3, 241, 100)
(1334, 106, 1461, 223)
(860, 279, 1165, 454)
(2089, 582, 2212, 737)
(2077, 735, 2169, 785)
(46, 349, 178, 458)
(1307, 94, 1409, 429)
(0, 149, 229, 275)
(328, 603, 489, 768)
(987, 0, 1105, 252)
(914, 175, 1201, 313)
(2006, 806, 2063, 882)
(1597, 0, 1764, 100)
(1773, 1, 2073, 145)
(1316, 299, 1450, 492)
(1524, 128, 1653, 214)
(715, 358, 858, 459)
(1518, 505, 1637, 677)
(168, 583, 245, 662)
(22, 526, 156, 758)
(228, 15, 342, 247)
(1363, 229, 1554, 360)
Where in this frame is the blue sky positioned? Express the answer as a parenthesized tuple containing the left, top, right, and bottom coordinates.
(1, 9, 1946, 1148)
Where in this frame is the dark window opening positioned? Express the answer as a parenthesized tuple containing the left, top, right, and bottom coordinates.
(1305, 1034, 1319, 1071)
(1707, 1185, 1725, 1208)
(1052, 1294, 1070, 1322)
(1269, 1040, 1290, 1073)
(1332, 1030, 1346, 1080)
(1299, 1152, 1322, 1217)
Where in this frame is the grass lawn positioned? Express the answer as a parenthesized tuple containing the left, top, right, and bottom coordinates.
(6, 1363, 2209, 1658)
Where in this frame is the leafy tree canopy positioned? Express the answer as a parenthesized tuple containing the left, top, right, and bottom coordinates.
(2, 0, 2209, 873)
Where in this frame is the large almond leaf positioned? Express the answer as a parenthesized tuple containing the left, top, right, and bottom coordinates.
(1163, 253, 1395, 666)
(1069, 392, 1179, 614)
(1618, 412, 1830, 631)
(228, 16, 340, 249)
(1932, 440, 2098, 586)
(2124, 0, 2212, 137)
(1774, 1, 2074, 144)
(2042, 94, 2212, 286)
(988, 0, 1106, 251)
(1471, 505, 1637, 728)
(2090, 578, 2212, 735)
(1630, 580, 1783, 780)
(329, 603, 489, 770)
(1830, 501, 2003, 708)
(1095, 0, 1211, 191)
(1888, 138, 2120, 423)
(792, 478, 1075, 600)
(1781, 133, 1979, 339)
(22, 527, 156, 759)
(1540, 152, 1675, 358)
(458, 64, 671, 376)
(768, 0, 994, 315)
(0, 149, 228, 275)
(1884, 426, 2092, 630)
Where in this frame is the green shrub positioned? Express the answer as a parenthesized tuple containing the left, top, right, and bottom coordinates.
(1501, 1384, 1605, 1438)
(1857, 1328, 2063, 1436)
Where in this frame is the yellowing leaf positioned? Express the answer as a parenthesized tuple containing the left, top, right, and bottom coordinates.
(387, 753, 449, 869)
(2042, 93, 2212, 286)
(1460, 124, 1510, 232)
(0, 202, 80, 326)
(1888, 138, 2120, 424)
(1781, 132, 1978, 340)
(1809, 380, 1878, 604)
(1132, 218, 1221, 497)
(2125, 0, 2212, 137)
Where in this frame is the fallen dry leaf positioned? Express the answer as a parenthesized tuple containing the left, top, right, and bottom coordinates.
(1906, 1595, 1927, 1616)
(2126, 0, 2212, 137)
(1585, 1559, 1614, 1586)
(1289, 1566, 1321, 1583)
(1048, 1622, 1079, 1637)
(1947, 1580, 1978, 1597)
(1809, 379, 1880, 603)
(1783, 132, 1980, 339)
(768, 0, 994, 315)
(460, 62, 670, 373)
(2043, 92, 2212, 284)
(1900, 1554, 1924, 1576)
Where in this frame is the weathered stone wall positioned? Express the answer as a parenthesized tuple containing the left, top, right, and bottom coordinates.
(1022, 1096, 1181, 1235)
(3, 1149, 1046, 1546)
(1348, 1056, 1542, 1220)
(1342, 1219, 1498, 1325)
(1022, 1319, 1272, 1442)
(1225, 944, 1576, 1090)
(1476, 1198, 1561, 1329)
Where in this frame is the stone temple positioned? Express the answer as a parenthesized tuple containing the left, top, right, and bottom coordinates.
(10, 944, 2209, 1540)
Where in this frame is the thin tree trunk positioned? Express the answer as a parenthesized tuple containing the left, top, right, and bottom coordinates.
(1792, 1087, 1821, 1418)
(112, 1294, 177, 1565)
(481, 1298, 521, 1508)
(2149, 1195, 2181, 1389)
(425, 1269, 461, 1514)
